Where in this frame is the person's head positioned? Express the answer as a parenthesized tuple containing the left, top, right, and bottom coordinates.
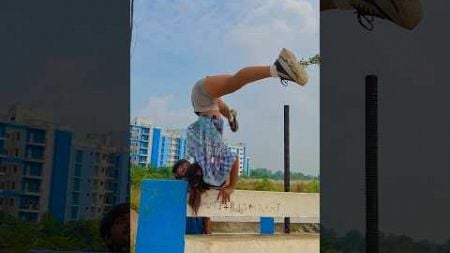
(172, 159, 208, 214)
(172, 159, 191, 179)
(100, 203, 130, 252)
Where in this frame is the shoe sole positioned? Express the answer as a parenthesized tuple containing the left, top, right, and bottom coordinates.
(279, 48, 309, 86)
(368, 0, 423, 30)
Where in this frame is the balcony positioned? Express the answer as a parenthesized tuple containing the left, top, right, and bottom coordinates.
(22, 174, 42, 179)
(26, 139, 46, 147)
(24, 154, 45, 162)
(22, 190, 40, 196)
(22, 182, 41, 195)
(19, 203, 40, 212)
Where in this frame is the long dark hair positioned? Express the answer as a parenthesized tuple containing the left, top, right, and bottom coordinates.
(172, 160, 209, 214)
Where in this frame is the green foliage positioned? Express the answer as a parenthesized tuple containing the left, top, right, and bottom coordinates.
(131, 164, 173, 187)
(249, 168, 272, 178)
(254, 178, 276, 191)
(303, 180, 320, 193)
(0, 213, 106, 253)
(248, 168, 318, 181)
(236, 179, 319, 193)
(299, 54, 321, 66)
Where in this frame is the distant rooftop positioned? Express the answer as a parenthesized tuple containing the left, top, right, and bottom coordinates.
(131, 117, 152, 126)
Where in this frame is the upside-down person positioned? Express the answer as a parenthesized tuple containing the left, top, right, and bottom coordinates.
(172, 48, 309, 214)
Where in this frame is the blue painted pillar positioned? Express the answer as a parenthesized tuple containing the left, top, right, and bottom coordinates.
(260, 217, 275, 235)
(136, 180, 188, 253)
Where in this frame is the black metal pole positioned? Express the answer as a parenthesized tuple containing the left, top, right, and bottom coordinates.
(365, 75, 379, 253)
(284, 105, 290, 233)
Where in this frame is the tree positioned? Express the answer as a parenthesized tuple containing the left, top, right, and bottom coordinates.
(250, 168, 272, 178)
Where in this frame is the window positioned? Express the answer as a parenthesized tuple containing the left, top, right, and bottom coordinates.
(76, 150, 83, 163)
(73, 178, 80, 191)
(74, 164, 81, 177)
(13, 165, 17, 173)
(72, 193, 80, 205)
(11, 182, 15, 190)
(9, 198, 14, 206)
(71, 206, 78, 219)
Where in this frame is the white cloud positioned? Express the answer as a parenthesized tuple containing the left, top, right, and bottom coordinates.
(132, 0, 320, 174)
(134, 95, 195, 129)
(224, 0, 318, 63)
(134, 0, 318, 65)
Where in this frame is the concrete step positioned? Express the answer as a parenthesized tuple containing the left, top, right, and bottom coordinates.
(185, 234, 319, 253)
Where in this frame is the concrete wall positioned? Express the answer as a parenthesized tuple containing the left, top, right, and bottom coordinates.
(187, 190, 320, 218)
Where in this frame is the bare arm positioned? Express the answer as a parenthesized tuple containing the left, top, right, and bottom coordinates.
(217, 159, 239, 204)
(228, 159, 239, 188)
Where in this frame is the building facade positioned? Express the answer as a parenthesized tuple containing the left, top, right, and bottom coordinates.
(150, 128, 186, 168)
(67, 135, 128, 221)
(130, 117, 153, 167)
(228, 143, 250, 176)
(0, 105, 129, 223)
(130, 117, 186, 168)
(0, 105, 56, 222)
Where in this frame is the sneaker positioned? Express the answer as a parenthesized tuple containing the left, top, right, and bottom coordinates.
(275, 48, 309, 86)
(228, 109, 239, 132)
(334, 0, 423, 30)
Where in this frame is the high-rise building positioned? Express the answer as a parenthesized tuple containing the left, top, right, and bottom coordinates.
(244, 156, 251, 176)
(0, 105, 129, 223)
(151, 128, 186, 168)
(130, 117, 186, 168)
(130, 117, 153, 167)
(228, 143, 250, 176)
(67, 134, 128, 221)
(0, 105, 58, 222)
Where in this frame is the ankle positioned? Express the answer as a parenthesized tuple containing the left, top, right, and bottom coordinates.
(270, 63, 279, 77)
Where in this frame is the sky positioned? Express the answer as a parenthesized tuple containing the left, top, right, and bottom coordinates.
(131, 0, 320, 176)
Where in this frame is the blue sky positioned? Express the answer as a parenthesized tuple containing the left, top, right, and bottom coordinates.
(131, 0, 319, 176)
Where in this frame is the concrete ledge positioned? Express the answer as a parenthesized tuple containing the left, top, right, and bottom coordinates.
(185, 234, 319, 253)
(188, 190, 319, 218)
(210, 216, 319, 223)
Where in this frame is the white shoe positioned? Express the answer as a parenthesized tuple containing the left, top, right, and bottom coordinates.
(275, 48, 309, 86)
(334, 0, 423, 30)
